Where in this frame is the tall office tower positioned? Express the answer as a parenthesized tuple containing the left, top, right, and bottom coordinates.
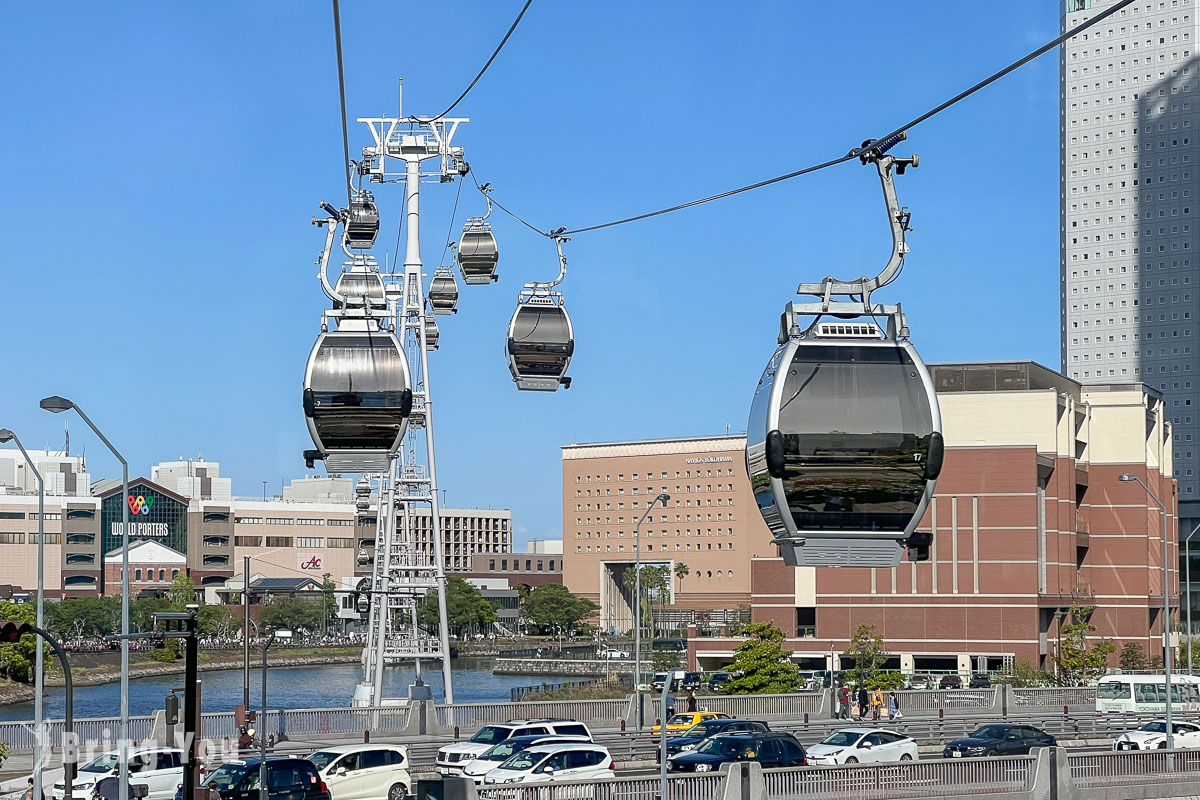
(1060, 0, 1200, 533)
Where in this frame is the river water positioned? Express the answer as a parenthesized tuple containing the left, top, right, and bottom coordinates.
(0, 658, 562, 721)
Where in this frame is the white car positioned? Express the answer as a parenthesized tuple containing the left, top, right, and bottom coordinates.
(51, 748, 183, 800)
(307, 744, 411, 800)
(805, 728, 918, 766)
(460, 735, 592, 783)
(597, 647, 630, 658)
(1114, 720, 1200, 750)
(481, 743, 613, 785)
(435, 720, 593, 775)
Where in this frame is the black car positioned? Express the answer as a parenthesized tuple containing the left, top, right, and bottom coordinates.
(943, 724, 1056, 758)
(666, 732, 805, 773)
(939, 675, 962, 689)
(177, 757, 330, 800)
(659, 719, 771, 761)
(969, 673, 991, 688)
(707, 672, 732, 692)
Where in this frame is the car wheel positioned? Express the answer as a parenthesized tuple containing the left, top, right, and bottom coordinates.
(899, 754, 913, 762)
(984, 749, 998, 757)
(388, 783, 408, 800)
(844, 757, 858, 764)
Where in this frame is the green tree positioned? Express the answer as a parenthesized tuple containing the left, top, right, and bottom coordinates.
(992, 659, 1053, 687)
(131, 597, 172, 632)
(167, 573, 197, 609)
(651, 649, 681, 671)
(1120, 641, 1148, 672)
(46, 597, 120, 638)
(321, 573, 338, 633)
(259, 596, 323, 634)
(842, 624, 902, 689)
(523, 584, 598, 634)
(418, 577, 498, 637)
(622, 566, 668, 638)
(723, 622, 803, 694)
(0, 602, 44, 683)
(1054, 604, 1116, 685)
(673, 562, 689, 596)
(197, 605, 237, 638)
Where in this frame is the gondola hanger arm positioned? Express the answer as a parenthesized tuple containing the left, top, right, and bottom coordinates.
(528, 228, 569, 290)
(312, 205, 347, 307)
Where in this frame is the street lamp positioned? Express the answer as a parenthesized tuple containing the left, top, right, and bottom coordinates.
(633, 492, 670, 731)
(1184, 522, 1200, 674)
(0, 429, 46, 800)
(40, 395, 131, 800)
(260, 628, 294, 800)
(1120, 473, 1175, 748)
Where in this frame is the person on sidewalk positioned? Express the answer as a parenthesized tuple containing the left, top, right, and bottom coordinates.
(856, 687, 869, 721)
(838, 685, 851, 720)
(870, 688, 884, 720)
(686, 690, 698, 712)
(888, 691, 903, 720)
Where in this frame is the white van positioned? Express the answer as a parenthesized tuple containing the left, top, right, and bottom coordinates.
(307, 744, 410, 800)
(436, 719, 593, 775)
(481, 743, 613, 785)
(51, 748, 183, 800)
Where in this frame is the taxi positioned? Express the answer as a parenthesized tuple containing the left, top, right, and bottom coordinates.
(652, 711, 730, 734)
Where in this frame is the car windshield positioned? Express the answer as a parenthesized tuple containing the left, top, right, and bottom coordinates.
(471, 726, 511, 745)
(685, 721, 725, 737)
(306, 752, 339, 771)
(820, 731, 862, 747)
(1139, 722, 1186, 734)
(482, 741, 528, 761)
(971, 726, 1011, 740)
(667, 715, 692, 725)
(696, 738, 749, 758)
(498, 751, 546, 771)
(81, 754, 119, 774)
(202, 762, 251, 788)
(1097, 681, 1131, 699)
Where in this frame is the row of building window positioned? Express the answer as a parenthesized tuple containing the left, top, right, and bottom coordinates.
(577, 469, 736, 483)
(578, 542, 736, 553)
(486, 558, 557, 572)
(132, 568, 180, 582)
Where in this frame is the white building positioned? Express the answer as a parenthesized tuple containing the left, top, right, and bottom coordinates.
(151, 458, 232, 501)
(1059, 0, 1200, 529)
(526, 539, 563, 555)
(0, 448, 90, 497)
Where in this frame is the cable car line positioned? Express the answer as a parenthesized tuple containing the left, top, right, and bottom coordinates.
(331, 0, 353, 205)
(425, 0, 536, 123)
(438, 177, 465, 272)
(466, 0, 1135, 240)
(470, 172, 549, 238)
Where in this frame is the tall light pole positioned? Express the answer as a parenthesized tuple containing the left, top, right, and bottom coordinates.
(260, 629, 293, 800)
(1120, 473, 1175, 748)
(633, 492, 670, 731)
(40, 396, 130, 798)
(1185, 522, 1200, 674)
(0, 430, 45, 800)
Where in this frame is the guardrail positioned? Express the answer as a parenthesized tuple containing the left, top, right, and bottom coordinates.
(1069, 748, 1200, 790)
(0, 716, 155, 751)
(1012, 687, 1096, 708)
(475, 772, 722, 800)
(762, 755, 1038, 799)
(438, 699, 630, 732)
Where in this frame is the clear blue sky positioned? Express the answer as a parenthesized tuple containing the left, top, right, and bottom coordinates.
(0, 1, 1063, 546)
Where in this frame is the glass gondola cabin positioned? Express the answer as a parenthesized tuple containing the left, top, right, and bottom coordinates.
(746, 324, 942, 567)
(507, 295, 573, 391)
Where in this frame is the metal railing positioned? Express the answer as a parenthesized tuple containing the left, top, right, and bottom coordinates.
(0, 716, 155, 751)
(762, 756, 1037, 799)
(1069, 748, 1200, 789)
(1011, 687, 1096, 707)
(889, 688, 996, 712)
(475, 773, 722, 800)
(438, 699, 629, 731)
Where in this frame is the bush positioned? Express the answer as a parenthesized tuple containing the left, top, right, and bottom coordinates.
(150, 646, 178, 663)
(0, 740, 9, 768)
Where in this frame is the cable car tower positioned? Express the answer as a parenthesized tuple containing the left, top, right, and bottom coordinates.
(746, 134, 943, 569)
(305, 86, 469, 706)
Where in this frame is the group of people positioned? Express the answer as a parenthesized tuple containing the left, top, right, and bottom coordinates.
(836, 685, 902, 721)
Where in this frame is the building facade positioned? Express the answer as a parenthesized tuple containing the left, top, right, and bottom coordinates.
(687, 362, 1177, 674)
(1059, 0, 1200, 535)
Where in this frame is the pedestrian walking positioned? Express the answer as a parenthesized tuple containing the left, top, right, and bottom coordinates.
(663, 688, 676, 721)
(888, 691, 902, 720)
(686, 689, 698, 712)
(837, 685, 851, 720)
(870, 687, 884, 720)
(856, 687, 869, 721)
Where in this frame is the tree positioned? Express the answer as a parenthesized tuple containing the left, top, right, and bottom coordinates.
(0, 602, 44, 683)
(320, 573, 338, 634)
(167, 573, 197, 609)
(523, 584, 598, 633)
(992, 659, 1053, 687)
(622, 566, 668, 638)
(1055, 604, 1116, 685)
(842, 624, 903, 689)
(1120, 641, 1148, 672)
(673, 563, 689, 596)
(197, 605, 236, 638)
(46, 597, 120, 638)
(418, 577, 498, 637)
(131, 597, 172, 633)
(723, 622, 803, 694)
(259, 596, 323, 634)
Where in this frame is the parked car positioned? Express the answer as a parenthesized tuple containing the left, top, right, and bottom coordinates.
(907, 675, 931, 690)
(179, 757, 329, 800)
(480, 743, 613, 785)
(804, 728, 918, 766)
(1114, 720, 1200, 750)
(306, 744, 410, 800)
(969, 673, 992, 689)
(661, 719, 770, 760)
(459, 735, 593, 783)
(652, 711, 730, 735)
(54, 748, 184, 800)
(597, 647, 629, 658)
(666, 732, 806, 773)
(707, 672, 732, 692)
(650, 670, 685, 692)
(939, 675, 963, 689)
(436, 719, 592, 775)
(943, 724, 1056, 758)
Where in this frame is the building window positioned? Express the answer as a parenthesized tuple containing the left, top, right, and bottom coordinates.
(265, 518, 294, 525)
(66, 509, 95, 520)
(489, 559, 496, 570)
(203, 536, 229, 547)
(297, 519, 324, 526)
(0, 533, 24, 544)
(202, 512, 230, 523)
(135, 569, 142, 581)
(30, 534, 61, 544)
(235, 517, 264, 525)
(327, 519, 353, 527)
(325, 538, 353, 548)
(297, 537, 324, 548)
(234, 536, 262, 547)
(172, 569, 180, 578)
(65, 554, 94, 565)
(158, 569, 165, 581)
(265, 537, 293, 548)
(66, 533, 95, 545)
(549, 560, 556, 571)
(30, 513, 61, 521)
(0, 512, 25, 520)
(203, 555, 229, 566)
(64, 575, 97, 586)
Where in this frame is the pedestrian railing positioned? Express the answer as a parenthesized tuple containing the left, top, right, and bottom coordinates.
(762, 756, 1037, 799)
(689, 691, 826, 719)
(474, 772, 722, 800)
(0, 715, 155, 751)
(200, 706, 411, 740)
(437, 699, 628, 732)
(1068, 748, 1200, 789)
(1012, 687, 1096, 708)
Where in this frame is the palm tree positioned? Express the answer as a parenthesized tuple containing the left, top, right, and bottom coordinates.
(674, 562, 689, 599)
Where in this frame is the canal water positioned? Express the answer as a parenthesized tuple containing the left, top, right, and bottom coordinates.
(0, 658, 563, 721)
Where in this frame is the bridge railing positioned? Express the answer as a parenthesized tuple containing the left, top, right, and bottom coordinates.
(1012, 687, 1096, 708)
(437, 698, 629, 732)
(762, 755, 1037, 799)
(475, 772, 721, 800)
(1068, 748, 1200, 790)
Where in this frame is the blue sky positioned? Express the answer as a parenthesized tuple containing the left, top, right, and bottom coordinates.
(0, 1, 1064, 546)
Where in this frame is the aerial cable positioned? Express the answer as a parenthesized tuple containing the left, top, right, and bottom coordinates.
(438, 178, 465, 269)
(471, 172, 551, 238)
(473, 0, 1136, 238)
(331, 0, 353, 206)
(425, 0, 536, 122)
